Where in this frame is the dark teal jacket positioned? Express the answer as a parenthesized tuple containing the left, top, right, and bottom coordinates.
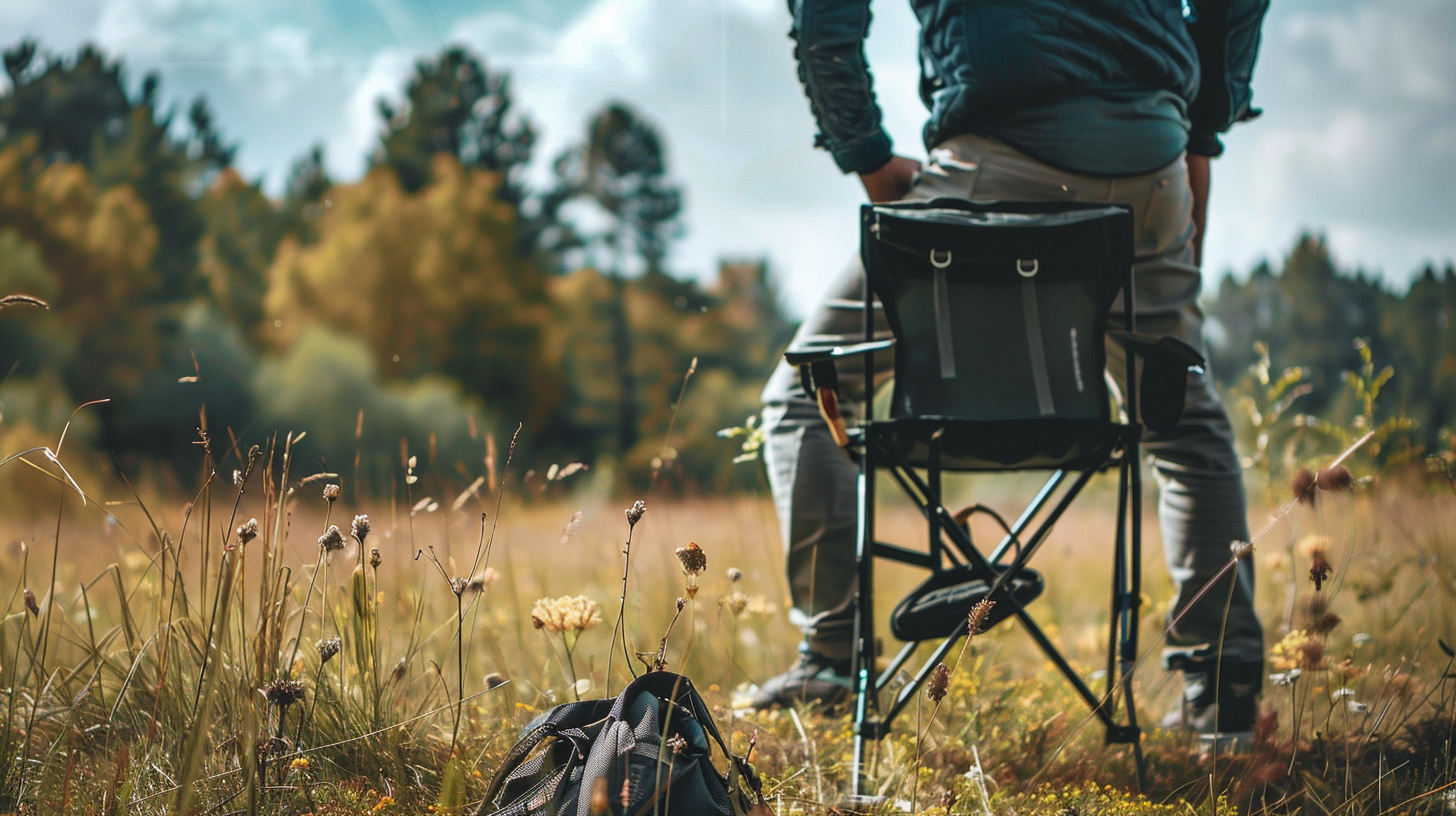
(789, 0, 1268, 174)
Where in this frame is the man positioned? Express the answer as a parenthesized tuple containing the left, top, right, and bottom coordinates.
(752, 0, 1270, 739)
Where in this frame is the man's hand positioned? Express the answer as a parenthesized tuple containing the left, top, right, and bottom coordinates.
(1188, 153, 1210, 267)
(859, 155, 921, 203)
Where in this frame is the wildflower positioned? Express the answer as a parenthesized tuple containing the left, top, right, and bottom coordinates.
(237, 518, 259, 546)
(676, 542, 707, 598)
(530, 595, 602, 634)
(1299, 535, 1333, 591)
(370, 547, 381, 569)
(1317, 464, 1353, 492)
(323, 483, 340, 502)
(23, 588, 38, 617)
(449, 577, 467, 597)
(626, 500, 646, 528)
(1332, 687, 1356, 699)
(316, 636, 341, 665)
(727, 567, 743, 583)
(1290, 468, 1317, 504)
(467, 569, 499, 593)
(967, 598, 995, 636)
(262, 678, 306, 709)
(351, 514, 371, 543)
(722, 591, 750, 617)
(926, 663, 950, 704)
(1269, 671, 1301, 686)
(290, 756, 310, 771)
(1271, 630, 1326, 671)
(318, 525, 345, 553)
(370, 794, 395, 813)
(1347, 700, 1370, 715)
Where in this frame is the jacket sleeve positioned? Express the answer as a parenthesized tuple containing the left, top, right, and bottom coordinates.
(788, 0, 894, 174)
(1186, 0, 1270, 157)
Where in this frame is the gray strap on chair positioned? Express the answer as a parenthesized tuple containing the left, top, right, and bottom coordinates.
(931, 251, 956, 379)
(1018, 260, 1056, 415)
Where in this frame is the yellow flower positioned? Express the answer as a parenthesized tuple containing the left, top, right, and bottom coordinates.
(290, 757, 310, 771)
(370, 795, 396, 813)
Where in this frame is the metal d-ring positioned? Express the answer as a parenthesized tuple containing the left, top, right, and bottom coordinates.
(930, 249, 952, 269)
(1017, 258, 1039, 277)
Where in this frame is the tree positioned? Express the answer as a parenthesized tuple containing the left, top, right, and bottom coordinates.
(375, 47, 535, 201)
(264, 155, 562, 436)
(530, 103, 684, 455)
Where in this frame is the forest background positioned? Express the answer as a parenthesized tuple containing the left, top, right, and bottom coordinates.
(2, 39, 1455, 502)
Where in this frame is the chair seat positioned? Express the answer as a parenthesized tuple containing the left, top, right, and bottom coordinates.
(864, 417, 1136, 472)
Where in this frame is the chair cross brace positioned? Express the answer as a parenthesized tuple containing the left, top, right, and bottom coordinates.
(847, 423, 1149, 795)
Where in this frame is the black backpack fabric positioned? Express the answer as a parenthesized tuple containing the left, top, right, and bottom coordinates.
(479, 673, 763, 816)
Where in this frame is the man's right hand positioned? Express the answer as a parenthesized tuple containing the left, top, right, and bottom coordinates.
(859, 155, 921, 203)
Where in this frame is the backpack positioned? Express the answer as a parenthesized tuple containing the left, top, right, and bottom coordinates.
(479, 672, 765, 816)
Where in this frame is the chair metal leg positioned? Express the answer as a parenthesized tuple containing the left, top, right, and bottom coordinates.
(850, 449, 878, 798)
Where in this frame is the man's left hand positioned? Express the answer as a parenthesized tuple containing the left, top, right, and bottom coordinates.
(859, 155, 921, 203)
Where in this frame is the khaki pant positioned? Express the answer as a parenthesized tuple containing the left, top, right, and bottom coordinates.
(760, 133, 1264, 666)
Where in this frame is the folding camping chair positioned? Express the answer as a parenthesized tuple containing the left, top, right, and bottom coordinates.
(783, 199, 1205, 797)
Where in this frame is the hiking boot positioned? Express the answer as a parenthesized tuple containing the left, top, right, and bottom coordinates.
(741, 649, 853, 711)
(1163, 657, 1262, 741)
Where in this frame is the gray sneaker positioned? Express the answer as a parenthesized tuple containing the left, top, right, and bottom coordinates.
(1163, 657, 1262, 745)
(743, 649, 853, 711)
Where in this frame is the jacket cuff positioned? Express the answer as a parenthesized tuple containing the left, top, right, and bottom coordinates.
(1187, 130, 1225, 158)
(828, 127, 894, 175)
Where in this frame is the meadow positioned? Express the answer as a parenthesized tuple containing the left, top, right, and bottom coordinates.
(1, 417, 1454, 816)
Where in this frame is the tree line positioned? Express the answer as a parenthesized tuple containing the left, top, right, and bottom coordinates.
(1, 38, 1452, 500)
(0, 40, 792, 498)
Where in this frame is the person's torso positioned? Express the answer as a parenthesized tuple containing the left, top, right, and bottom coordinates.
(911, 0, 1199, 176)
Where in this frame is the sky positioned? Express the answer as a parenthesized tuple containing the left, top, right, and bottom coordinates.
(4, 0, 1454, 314)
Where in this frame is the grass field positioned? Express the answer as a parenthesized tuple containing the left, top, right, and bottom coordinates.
(1, 433, 1454, 815)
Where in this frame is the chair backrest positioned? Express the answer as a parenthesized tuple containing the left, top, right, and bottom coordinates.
(861, 199, 1133, 423)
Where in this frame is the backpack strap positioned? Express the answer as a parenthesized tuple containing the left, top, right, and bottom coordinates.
(481, 699, 614, 807)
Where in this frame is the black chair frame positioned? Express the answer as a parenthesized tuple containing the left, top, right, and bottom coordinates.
(784, 201, 1205, 798)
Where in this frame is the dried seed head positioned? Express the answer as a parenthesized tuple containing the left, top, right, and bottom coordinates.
(1309, 612, 1342, 636)
(967, 598, 995, 636)
(530, 595, 602, 634)
(449, 577, 467, 596)
(484, 672, 507, 690)
(351, 514, 371, 543)
(625, 500, 646, 528)
(316, 636, 341, 665)
(237, 518, 259, 546)
(391, 657, 408, 681)
(666, 734, 688, 755)
(1316, 464, 1353, 492)
(369, 548, 381, 569)
(1309, 554, 1332, 591)
(1291, 468, 1317, 505)
(23, 588, 39, 617)
(676, 541, 707, 575)
(318, 525, 344, 553)
(926, 663, 950, 703)
(262, 678, 306, 709)
(1229, 540, 1254, 561)
(322, 483, 340, 502)
(727, 567, 743, 583)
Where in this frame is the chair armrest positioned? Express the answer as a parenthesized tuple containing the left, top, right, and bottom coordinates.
(784, 338, 895, 366)
(1109, 332, 1205, 434)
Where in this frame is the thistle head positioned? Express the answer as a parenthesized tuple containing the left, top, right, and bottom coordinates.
(318, 525, 345, 553)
